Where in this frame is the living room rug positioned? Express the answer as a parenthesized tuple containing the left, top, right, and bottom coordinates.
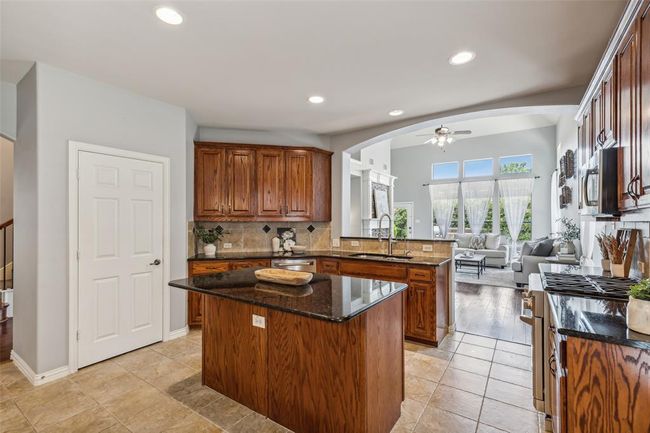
(455, 265, 519, 289)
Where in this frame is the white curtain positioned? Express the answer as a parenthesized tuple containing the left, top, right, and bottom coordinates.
(429, 183, 458, 239)
(498, 177, 534, 254)
(461, 180, 494, 235)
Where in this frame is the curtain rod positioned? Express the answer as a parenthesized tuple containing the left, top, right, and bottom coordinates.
(422, 175, 541, 187)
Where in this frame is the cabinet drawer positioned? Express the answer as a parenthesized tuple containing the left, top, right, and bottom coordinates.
(190, 261, 230, 276)
(339, 260, 407, 282)
(408, 267, 434, 282)
(317, 259, 340, 274)
(230, 259, 271, 270)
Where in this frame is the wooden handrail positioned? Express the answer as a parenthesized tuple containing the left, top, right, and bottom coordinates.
(0, 219, 12, 230)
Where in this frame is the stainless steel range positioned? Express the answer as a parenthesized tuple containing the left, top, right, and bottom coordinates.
(520, 264, 637, 427)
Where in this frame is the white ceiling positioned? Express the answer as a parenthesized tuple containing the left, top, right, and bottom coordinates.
(1, 1, 624, 134)
(390, 113, 562, 149)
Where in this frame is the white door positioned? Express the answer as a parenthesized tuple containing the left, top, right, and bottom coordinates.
(393, 202, 414, 239)
(78, 151, 163, 367)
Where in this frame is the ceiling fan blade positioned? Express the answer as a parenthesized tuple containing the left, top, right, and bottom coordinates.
(451, 130, 472, 135)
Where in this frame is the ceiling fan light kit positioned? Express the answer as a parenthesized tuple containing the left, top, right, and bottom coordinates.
(417, 125, 472, 149)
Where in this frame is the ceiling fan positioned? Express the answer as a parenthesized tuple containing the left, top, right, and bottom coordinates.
(417, 125, 472, 148)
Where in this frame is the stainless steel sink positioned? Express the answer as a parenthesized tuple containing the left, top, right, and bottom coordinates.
(349, 253, 413, 261)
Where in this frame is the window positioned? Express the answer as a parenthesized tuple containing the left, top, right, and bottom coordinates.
(432, 203, 459, 237)
(463, 158, 493, 178)
(464, 200, 494, 233)
(500, 198, 532, 241)
(500, 154, 533, 174)
(432, 161, 459, 180)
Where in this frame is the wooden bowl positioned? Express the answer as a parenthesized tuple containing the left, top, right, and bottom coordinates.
(254, 268, 313, 286)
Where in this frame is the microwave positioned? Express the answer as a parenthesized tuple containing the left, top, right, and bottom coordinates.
(581, 147, 619, 216)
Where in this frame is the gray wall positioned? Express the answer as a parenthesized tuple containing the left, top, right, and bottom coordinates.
(14, 63, 191, 373)
(197, 127, 330, 150)
(1, 80, 17, 139)
(391, 126, 557, 239)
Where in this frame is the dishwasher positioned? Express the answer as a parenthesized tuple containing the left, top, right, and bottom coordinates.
(270, 258, 317, 272)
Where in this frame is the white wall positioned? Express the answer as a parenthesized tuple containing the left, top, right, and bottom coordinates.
(555, 113, 579, 221)
(197, 126, 330, 150)
(14, 63, 191, 374)
(1, 81, 17, 139)
(391, 126, 557, 239)
(359, 139, 391, 175)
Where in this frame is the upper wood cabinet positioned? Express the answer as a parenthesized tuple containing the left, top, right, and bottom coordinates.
(194, 142, 332, 222)
(602, 64, 616, 143)
(639, 2, 650, 205)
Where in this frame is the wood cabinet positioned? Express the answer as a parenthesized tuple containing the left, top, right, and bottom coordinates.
(639, 2, 650, 205)
(187, 259, 271, 326)
(602, 64, 617, 143)
(194, 142, 332, 222)
(317, 258, 340, 274)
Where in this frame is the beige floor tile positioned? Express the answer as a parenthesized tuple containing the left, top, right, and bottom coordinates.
(405, 374, 437, 403)
(71, 362, 146, 404)
(0, 363, 34, 399)
(445, 331, 465, 342)
(98, 424, 131, 433)
(492, 350, 531, 371)
(485, 378, 536, 411)
(416, 347, 454, 362)
(134, 356, 197, 390)
(394, 398, 426, 431)
(38, 406, 118, 433)
(489, 363, 532, 389)
(448, 353, 492, 376)
(187, 329, 203, 344)
(14, 380, 97, 430)
(122, 396, 193, 433)
(163, 413, 224, 433)
(405, 352, 448, 382)
(436, 338, 461, 353)
(102, 384, 168, 425)
(462, 334, 497, 349)
(196, 395, 254, 430)
(496, 340, 531, 356)
(477, 423, 507, 433)
(0, 399, 34, 433)
(173, 351, 203, 371)
(390, 421, 414, 433)
(151, 338, 201, 359)
(165, 373, 222, 410)
(113, 347, 169, 372)
(229, 413, 290, 433)
(413, 406, 477, 433)
(479, 398, 539, 433)
(440, 367, 488, 396)
(455, 343, 494, 361)
(428, 384, 484, 420)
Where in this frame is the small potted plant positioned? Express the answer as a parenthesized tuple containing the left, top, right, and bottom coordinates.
(606, 236, 627, 278)
(194, 225, 223, 257)
(628, 279, 650, 335)
(595, 233, 612, 271)
(557, 217, 580, 255)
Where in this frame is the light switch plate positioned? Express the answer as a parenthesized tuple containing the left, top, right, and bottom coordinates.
(351, 240, 360, 247)
(422, 244, 433, 252)
(223, 242, 232, 249)
(252, 314, 266, 328)
(332, 238, 340, 247)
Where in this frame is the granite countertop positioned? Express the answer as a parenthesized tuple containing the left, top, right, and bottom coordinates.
(547, 292, 650, 350)
(188, 250, 451, 267)
(169, 268, 408, 322)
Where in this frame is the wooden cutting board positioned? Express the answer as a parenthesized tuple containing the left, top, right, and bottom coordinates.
(254, 268, 313, 286)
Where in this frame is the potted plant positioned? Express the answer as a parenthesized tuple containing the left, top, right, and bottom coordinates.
(606, 236, 626, 278)
(627, 279, 650, 335)
(557, 217, 580, 255)
(194, 225, 223, 257)
(595, 233, 612, 271)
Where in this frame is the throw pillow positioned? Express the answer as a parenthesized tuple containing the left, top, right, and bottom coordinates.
(469, 234, 486, 250)
(456, 234, 472, 248)
(521, 241, 535, 256)
(484, 233, 501, 250)
(531, 238, 554, 257)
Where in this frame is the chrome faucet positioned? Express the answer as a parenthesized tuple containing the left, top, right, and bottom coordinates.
(378, 213, 393, 256)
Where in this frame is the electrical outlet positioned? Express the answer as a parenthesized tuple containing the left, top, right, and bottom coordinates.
(422, 244, 433, 252)
(223, 242, 232, 249)
(252, 314, 266, 328)
(351, 240, 360, 247)
(332, 238, 340, 247)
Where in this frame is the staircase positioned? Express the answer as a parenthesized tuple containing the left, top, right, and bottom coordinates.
(1, 219, 13, 324)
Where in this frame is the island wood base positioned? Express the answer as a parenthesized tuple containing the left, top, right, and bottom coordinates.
(201, 293, 405, 433)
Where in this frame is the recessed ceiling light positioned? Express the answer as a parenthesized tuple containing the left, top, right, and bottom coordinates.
(389, 110, 404, 117)
(156, 7, 183, 25)
(449, 51, 475, 66)
(308, 95, 325, 104)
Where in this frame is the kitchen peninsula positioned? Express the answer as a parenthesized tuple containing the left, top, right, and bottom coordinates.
(169, 268, 407, 433)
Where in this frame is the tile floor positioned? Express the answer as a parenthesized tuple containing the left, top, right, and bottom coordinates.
(0, 329, 549, 433)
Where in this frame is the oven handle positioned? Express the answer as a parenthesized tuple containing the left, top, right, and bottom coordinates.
(582, 168, 598, 207)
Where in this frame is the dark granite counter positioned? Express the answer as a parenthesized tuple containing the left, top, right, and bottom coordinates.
(188, 249, 451, 267)
(547, 292, 650, 350)
(169, 268, 408, 322)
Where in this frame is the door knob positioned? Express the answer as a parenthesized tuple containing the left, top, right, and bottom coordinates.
(150, 259, 161, 266)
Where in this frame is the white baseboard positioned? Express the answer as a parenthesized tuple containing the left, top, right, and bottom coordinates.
(10, 350, 70, 386)
(167, 325, 189, 341)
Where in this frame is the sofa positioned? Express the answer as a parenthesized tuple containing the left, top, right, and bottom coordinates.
(452, 233, 510, 268)
(512, 238, 579, 287)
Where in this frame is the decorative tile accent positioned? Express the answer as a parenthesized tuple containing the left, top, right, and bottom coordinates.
(262, 225, 271, 233)
(307, 225, 316, 233)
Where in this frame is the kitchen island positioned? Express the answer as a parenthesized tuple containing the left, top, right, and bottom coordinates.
(169, 268, 408, 433)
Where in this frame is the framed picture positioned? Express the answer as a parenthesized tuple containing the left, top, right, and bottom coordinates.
(277, 227, 297, 251)
(373, 188, 389, 217)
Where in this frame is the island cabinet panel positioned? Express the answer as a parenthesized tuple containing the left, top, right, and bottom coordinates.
(405, 281, 434, 341)
(256, 149, 285, 217)
(566, 337, 650, 433)
(338, 260, 408, 282)
(435, 262, 449, 343)
(202, 297, 268, 415)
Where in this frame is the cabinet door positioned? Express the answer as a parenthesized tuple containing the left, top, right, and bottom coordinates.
(406, 282, 434, 340)
(195, 147, 227, 218)
(230, 259, 271, 270)
(256, 149, 285, 217)
(592, 89, 603, 152)
(225, 149, 256, 217)
(188, 292, 203, 326)
(603, 64, 616, 142)
(285, 150, 312, 218)
(617, 26, 639, 209)
(639, 4, 650, 202)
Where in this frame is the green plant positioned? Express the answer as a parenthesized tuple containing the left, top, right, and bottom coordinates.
(393, 208, 408, 239)
(194, 225, 223, 244)
(629, 279, 650, 301)
(557, 217, 580, 243)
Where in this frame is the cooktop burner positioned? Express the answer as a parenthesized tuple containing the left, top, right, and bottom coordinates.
(541, 272, 635, 300)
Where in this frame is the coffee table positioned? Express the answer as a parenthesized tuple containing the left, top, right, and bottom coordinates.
(455, 254, 486, 278)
